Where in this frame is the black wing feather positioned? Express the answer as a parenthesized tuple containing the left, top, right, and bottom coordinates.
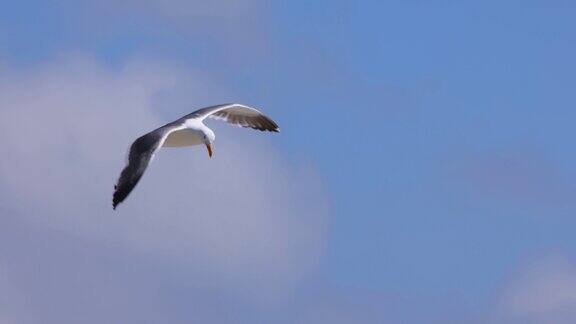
(112, 128, 168, 209)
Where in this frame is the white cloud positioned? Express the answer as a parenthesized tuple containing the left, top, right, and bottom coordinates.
(495, 255, 576, 323)
(0, 56, 328, 322)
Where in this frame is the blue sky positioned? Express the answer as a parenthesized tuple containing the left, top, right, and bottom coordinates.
(1, 0, 576, 323)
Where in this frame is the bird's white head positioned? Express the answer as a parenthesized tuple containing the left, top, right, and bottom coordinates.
(203, 128, 216, 158)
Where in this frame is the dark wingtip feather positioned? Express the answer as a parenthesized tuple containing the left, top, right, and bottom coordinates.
(112, 193, 120, 210)
(112, 183, 121, 209)
(112, 183, 131, 210)
(259, 115, 280, 132)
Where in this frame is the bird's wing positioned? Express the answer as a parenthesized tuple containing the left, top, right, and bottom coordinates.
(113, 122, 185, 209)
(182, 103, 280, 132)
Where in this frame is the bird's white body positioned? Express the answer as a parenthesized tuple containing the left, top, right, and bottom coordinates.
(163, 120, 214, 147)
(162, 128, 202, 147)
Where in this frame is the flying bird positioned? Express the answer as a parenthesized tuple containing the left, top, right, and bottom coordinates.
(112, 103, 279, 209)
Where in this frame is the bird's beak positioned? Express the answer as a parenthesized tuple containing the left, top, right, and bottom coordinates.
(205, 143, 213, 158)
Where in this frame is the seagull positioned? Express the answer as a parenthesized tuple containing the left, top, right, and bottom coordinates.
(112, 103, 279, 209)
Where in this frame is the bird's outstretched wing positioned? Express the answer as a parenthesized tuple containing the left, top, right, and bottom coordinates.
(112, 123, 184, 209)
(182, 103, 280, 132)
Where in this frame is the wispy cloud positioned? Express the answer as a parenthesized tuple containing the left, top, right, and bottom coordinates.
(75, 0, 270, 57)
(494, 255, 576, 324)
(444, 148, 575, 210)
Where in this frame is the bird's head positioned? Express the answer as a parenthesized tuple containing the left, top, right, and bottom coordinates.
(203, 129, 216, 158)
